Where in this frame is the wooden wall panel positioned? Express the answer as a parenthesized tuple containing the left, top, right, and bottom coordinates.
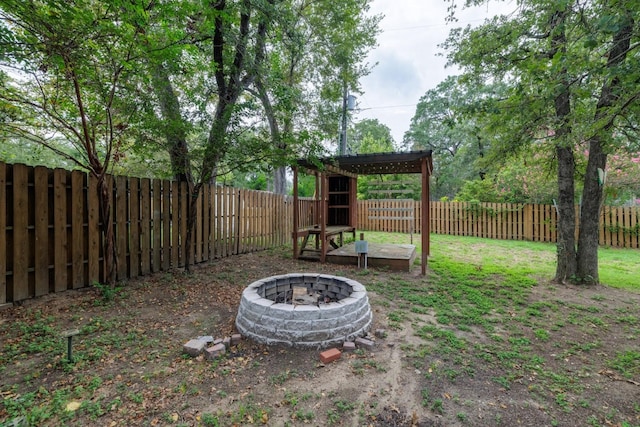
(140, 178, 151, 275)
(12, 164, 29, 300)
(87, 174, 100, 285)
(129, 178, 140, 278)
(53, 169, 68, 292)
(116, 176, 128, 281)
(152, 180, 162, 272)
(34, 166, 49, 296)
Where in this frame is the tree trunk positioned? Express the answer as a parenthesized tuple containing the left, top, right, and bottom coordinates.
(97, 174, 118, 286)
(272, 167, 287, 194)
(550, 8, 577, 283)
(184, 182, 199, 273)
(181, 0, 270, 271)
(254, 79, 288, 195)
(576, 141, 604, 284)
(576, 13, 634, 284)
(554, 144, 577, 282)
(151, 62, 192, 182)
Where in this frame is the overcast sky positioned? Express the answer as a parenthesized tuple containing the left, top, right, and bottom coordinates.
(355, 0, 516, 146)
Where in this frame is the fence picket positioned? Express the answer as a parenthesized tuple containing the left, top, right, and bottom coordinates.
(631, 208, 638, 248)
(140, 178, 151, 274)
(617, 207, 624, 247)
(70, 171, 84, 289)
(153, 180, 162, 271)
(195, 187, 202, 263)
(53, 169, 67, 292)
(129, 178, 140, 278)
(171, 181, 179, 267)
(12, 164, 29, 300)
(34, 167, 49, 297)
(202, 183, 210, 260)
(87, 174, 100, 285)
(116, 176, 128, 281)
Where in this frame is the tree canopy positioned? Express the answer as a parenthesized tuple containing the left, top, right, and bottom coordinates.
(439, 0, 640, 283)
(0, 0, 380, 274)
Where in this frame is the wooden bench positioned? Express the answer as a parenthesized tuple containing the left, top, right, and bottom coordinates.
(297, 225, 355, 256)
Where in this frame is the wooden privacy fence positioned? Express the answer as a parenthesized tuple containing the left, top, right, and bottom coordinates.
(0, 162, 315, 304)
(358, 200, 640, 248)
(3, 160, 639, 304)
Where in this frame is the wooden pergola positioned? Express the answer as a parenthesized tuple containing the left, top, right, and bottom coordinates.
(292, 150, 433, 275)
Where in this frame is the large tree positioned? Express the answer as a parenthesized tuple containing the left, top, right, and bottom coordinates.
(133, 0, 278, 270)
(444, 0, 639, 284)
(404, 76, 502, 199)
(0, 0, 151, 285)
(249, 0, 380, 194)
(140, 0, 379, 269)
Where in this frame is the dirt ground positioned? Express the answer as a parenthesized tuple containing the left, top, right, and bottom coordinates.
(1, 247, 639, 426)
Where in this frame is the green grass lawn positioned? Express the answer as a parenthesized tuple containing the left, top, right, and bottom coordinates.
(358, 231, 640, 291)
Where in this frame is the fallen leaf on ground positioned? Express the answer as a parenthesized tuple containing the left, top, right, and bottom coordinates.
(66, 401, 81, 411)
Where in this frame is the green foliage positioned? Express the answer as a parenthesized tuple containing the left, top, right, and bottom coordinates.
(358, 174, 421, 200)
(405, 76, 502, 199)
(607, 350, 640, 379)
(0, 0, 148, 170)
(269, 369, 298, 385)
(349, 118, 396, 154)
(441, 0, 640, 282)
(92, 282, 122, 305)
(455, 179, 500, 203)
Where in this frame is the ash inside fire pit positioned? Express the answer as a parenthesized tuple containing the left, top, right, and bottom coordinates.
(235, 274, 372, 348)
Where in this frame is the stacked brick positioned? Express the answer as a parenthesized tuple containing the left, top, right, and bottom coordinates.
(183, 333, 243, 360)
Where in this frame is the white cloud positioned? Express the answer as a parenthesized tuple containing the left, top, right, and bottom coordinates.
(355, 0, 516, 145)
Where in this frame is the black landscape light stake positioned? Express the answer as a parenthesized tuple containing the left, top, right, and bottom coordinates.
(62, 329, 80, 363)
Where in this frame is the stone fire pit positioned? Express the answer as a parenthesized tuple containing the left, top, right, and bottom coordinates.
(235, 273, 372, 348)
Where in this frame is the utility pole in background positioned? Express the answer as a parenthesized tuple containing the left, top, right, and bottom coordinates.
(339, 82, 356, 155)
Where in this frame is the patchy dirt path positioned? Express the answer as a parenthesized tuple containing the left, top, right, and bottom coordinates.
(1, 248, 639, 426)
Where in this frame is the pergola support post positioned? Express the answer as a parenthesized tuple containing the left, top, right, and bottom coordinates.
(292, 167, 299, 259)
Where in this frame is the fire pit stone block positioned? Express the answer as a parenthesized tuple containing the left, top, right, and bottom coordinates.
(236, 273, 372, 348)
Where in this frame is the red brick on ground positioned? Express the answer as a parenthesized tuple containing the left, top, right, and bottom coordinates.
(204, 343, 226, 360)
(319, 348, 341, 364)
(231, 334, 242, 346)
